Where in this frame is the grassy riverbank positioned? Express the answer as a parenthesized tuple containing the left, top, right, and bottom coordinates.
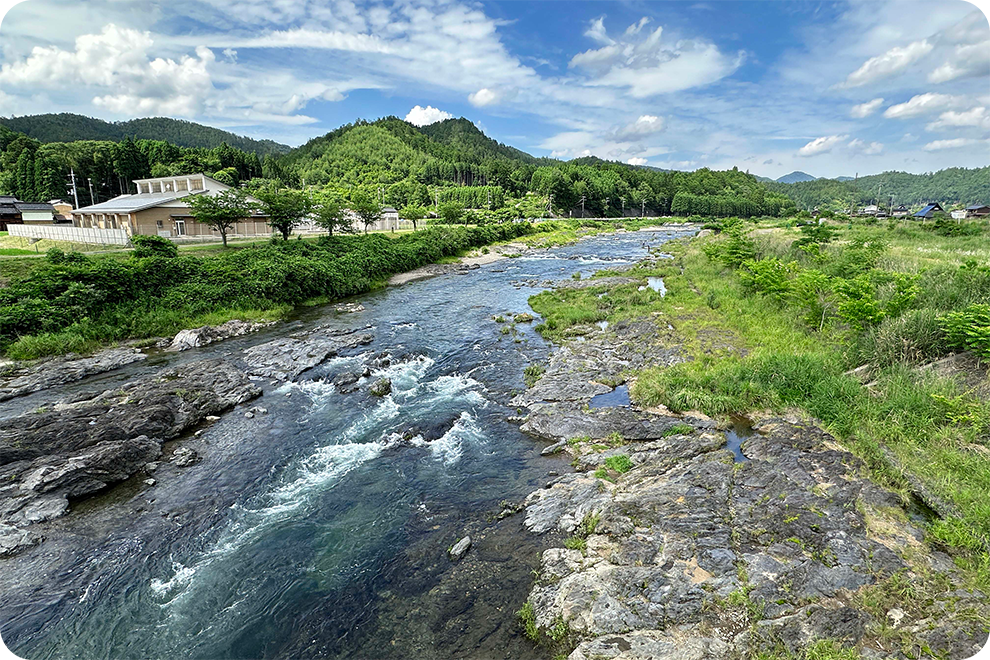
(0, 223, 553, 360)
(529, 216, 990, 591)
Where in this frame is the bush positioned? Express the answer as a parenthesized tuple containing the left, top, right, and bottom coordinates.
(855, 308, 947, 366)
(739, 258, 793, 296)
(131, 235, 178, 259)
(940, 304, 990, 359)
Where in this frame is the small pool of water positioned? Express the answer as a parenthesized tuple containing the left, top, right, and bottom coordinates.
(589, 384, 630, 408)
(724, 414, 753, 462)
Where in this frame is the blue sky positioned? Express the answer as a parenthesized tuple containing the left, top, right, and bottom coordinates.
(0, 0, 987, 178)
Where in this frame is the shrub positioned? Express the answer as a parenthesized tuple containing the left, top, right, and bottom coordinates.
(855, 308, 947, 366)
(739, 258, 793, 296)
(939, 304, 990, 359)
(131, 235, 178, 259)
(604, 454, 634, 474)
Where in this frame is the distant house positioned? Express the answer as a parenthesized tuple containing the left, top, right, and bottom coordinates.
(48, 199, 74, 222)
(913, 202, 944, 220)
(891, 204, 909, 217)
(382, 206, 399, 228)
(951, 209, 968, 220)
(965, 204, 990, 218)
(0, 195, 56, 230)
(861, 204, 879, 216)
(72, 174, 268, 239)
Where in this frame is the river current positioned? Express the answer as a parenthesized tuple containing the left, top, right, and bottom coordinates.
(0, 227, 693, 659)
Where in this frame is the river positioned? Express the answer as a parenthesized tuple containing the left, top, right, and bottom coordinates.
(0, 227, 694, 660)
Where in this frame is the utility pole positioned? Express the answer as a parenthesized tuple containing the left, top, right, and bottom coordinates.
(548, 193, 553, 217)
(604, 198, 609, 217)
(620, 196, 626, 216)
(641, 200, 645, 217)
(580, 195, 586, 218)
(87, 178, 96, 205)
(67, 168, 79, 208)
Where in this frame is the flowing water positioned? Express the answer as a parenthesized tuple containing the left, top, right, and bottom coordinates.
(0, 228, 694, 660)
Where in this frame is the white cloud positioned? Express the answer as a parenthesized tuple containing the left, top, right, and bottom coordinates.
(627, 157, 648, 166)
(585, 17, 614, 45)
(928, 40, 990, 83)
(0, 24, 216, 117)
(848, 138, 883, 155)
(925, 107, 990, 131)
(468, 88, 501, 107)
(922, 138, 981, 151)
(611, 114, 665, 141)
(404, 104, 453, 126)
(850, 98, 884, 118)
(202, 29, 391, 54)
(569, 19, 743, 97)
(797, 135, 848, 156)
(625, 18, 651, 36)
(883, 93, 962, 118)
(842, 39, 933, 87)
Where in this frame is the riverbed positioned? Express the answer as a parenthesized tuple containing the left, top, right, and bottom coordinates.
(0, 227, 695, 660)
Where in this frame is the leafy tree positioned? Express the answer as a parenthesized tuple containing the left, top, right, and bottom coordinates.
(399, 204, 428, 231)
(311, 190, 354, 235)
(187, 188, 254, 246)
(438, 201, 464, 224)
(350, 192, 382, 233)
(254, 183, 311, 240)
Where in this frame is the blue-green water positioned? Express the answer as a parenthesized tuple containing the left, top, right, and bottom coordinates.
(0, 228, 692, 659)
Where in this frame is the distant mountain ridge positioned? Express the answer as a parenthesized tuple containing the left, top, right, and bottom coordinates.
(776, 171, 817, 184)
(0, 113, 290, 156)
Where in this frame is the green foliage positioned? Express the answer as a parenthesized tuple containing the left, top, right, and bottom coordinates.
(603, 454, 634, 474)
(0, 222, 541, 356)
(187, 188, 256, 245)
(438, 201, 465, 224)
(131, 235, 178, 259)
(739, 258, 793, 296)
(702, 228, 757, 268)
(516, 601, 538, 641)
(254, 183, 311, 240)
(523, 364, 545, 387)
(939, 304, 990, 359)
(563, 536, 587, 554)
(310, 190, 353, 236)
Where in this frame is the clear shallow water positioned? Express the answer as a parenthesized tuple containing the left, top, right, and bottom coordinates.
(588, 384, 630, 409)
(0, 228, 694, 660)
(725, 415, 754, 463)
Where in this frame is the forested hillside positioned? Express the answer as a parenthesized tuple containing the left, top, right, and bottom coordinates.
(0, 112, 842, 219)
(770, 167, 989, 210)
(0, 114, 289, 155)
(0, 123, 275, 205)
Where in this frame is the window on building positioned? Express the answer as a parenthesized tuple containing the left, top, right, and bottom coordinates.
(157, 220, 163, 228)
(174, 219, 186, 236)
(190, 178, 204, 191)
(176, 180, 188, 191)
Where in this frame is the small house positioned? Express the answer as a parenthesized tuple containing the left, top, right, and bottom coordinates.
(0, 195, 55, 229)
(891, 205, 909, 217)
(913, 202, 944, 220)
(965, 204, 990, 218)
(861, 204, 879, 216)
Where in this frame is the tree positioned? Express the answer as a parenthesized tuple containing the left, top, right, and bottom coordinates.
(254, 183, 311, 240)
(311, 190, 354, 236)
(350, 192, 382, 233)
(399, 204, 428, 231)
(438, 200, 464, 224)
(187, 188, 254, 246)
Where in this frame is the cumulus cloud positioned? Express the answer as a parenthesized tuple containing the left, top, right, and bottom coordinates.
(569, 17, 743, 97)
(850, 98, 884, 118)
(848, 138, 883, 155)
(610, 114, 665, 141)
(842, 39, 933, 87)
(627, 157, 648, 166)
(925, 107, 990, 131)
(404, 104, 453, 126)
(585, 17, 614, 45)
(468, 88, 501, 107)
(797, 135, 848, 156)
(929, 41, 990, 83)
(883, 93, 962, 118)
(0, 24, 216, 117)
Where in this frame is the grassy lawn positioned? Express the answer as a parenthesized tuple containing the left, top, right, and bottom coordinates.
(529, 217, 990, 590)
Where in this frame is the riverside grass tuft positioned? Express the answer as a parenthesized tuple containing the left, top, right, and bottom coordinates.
(531, 215, 990, 591)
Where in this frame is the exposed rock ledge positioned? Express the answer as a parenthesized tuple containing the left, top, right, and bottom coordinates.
(512, 271, 988, 659)
(0, 359, 260, 556)
(0, 347, 146, 401)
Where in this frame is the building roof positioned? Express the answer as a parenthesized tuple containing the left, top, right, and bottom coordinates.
(382, 206, 398, 213)
(73, 190, 206, 215)
(14, 202, 55, 211)
(914, 203, 942, 217)
(965, 204, 990, 210)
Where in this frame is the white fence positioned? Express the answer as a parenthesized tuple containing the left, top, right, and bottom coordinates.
(7, 224, 130, 245)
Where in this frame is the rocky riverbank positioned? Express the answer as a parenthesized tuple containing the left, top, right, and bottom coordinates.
(511, 276, 989, 659)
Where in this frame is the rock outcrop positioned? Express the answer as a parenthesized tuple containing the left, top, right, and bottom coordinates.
(165, 319, 277, 351)
(0, 347, 146, 401)
(242, 326, 373, 381)
(0, 359, 260, 555)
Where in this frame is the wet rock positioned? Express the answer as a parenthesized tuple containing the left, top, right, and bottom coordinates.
(369, 378, 392, 397)
(541, 439, 567, 456)
(244, 411, 255, 419)
(242, 326, 373, 381)
(165, 319, 276, 352)
(0, 359, 259, 465)
(333, 302, 365, 313)
(249, 406, 268, 415)
(569, 631, 729, 660)
(332, 371, 362, 394)
(449, 535, 471, 561)
(0, 523, 41, 557)
(143, 478, 156, 487)
(513, 313, 534, 323)
(0, 348, 146, 401)
(170, 447, 199, 467)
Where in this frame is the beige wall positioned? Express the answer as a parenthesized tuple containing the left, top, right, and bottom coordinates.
(133, 207, 269, 238)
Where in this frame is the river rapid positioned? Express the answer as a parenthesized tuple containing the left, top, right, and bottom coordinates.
(0, 227, 694, 660)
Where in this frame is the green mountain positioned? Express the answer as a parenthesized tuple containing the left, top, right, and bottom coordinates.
(776, 171, 816, 184)
(0, 113, 290, 156)
(419, 118, 536, 163)
(768, 167, 990, 209)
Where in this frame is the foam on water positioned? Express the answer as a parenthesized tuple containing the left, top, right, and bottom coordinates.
(430, 411, 483, 465)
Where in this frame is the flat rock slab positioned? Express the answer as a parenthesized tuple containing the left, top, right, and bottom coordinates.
(0, 348, 147, 402)
(521, 405, 684, 442)
(242, 327, 373, 381)
(388, 263, 480, 286)
(165, 319, 276, 351)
